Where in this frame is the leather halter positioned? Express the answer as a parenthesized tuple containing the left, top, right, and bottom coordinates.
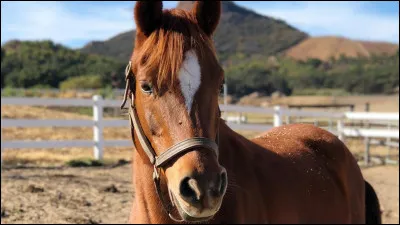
(120, 61, 221, 222)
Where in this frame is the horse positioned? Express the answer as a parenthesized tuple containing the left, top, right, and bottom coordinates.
(121, 1, 382, 223)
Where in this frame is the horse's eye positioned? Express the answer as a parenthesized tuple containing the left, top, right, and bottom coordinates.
(141, 83, 153, 94)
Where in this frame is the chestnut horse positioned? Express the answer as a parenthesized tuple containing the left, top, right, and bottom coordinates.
(123, 1, 381, 223)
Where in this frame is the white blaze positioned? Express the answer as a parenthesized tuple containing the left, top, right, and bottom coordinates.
(178, 50, 201, 113)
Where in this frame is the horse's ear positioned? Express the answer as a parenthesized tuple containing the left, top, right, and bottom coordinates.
(192, 1, 221, 36)
(134, 1, 163, 37)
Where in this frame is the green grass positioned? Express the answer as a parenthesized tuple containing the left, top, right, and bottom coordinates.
(66, 158, 106, 167)
(292, 88, 351, 96)
(65, 158, 130, 168)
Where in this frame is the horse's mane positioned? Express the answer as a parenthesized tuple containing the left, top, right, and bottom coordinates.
(132, 8, 218, 91)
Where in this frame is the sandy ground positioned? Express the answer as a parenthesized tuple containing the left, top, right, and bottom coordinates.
(1, 164, 398, 224)
(1, 165, 134, 224)
(362, 165, 399, 224)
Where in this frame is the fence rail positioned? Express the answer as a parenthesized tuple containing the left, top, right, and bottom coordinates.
(1, 96, 399, 165)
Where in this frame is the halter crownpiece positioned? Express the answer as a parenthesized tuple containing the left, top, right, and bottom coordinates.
(121, 61, 221, 222)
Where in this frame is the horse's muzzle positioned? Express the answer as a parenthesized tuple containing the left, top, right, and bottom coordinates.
(170, 167, 228, 221)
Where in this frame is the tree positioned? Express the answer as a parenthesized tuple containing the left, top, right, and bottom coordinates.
(306, 58, 322, 68)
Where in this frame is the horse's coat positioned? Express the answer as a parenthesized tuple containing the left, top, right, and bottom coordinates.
(126, 1, 382, 224)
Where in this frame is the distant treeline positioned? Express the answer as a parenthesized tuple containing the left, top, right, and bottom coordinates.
(1, 40, 399, 97)
(1, 40, 126, 90)
(225, 51, 399, 97)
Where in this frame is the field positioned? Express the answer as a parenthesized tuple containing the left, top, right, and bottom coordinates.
(237, 94, 399, 112)
(1, 95, 399, 224)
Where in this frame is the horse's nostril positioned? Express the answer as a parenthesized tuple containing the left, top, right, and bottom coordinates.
(219, 170, 228, 196)
(180, 177, 194, 198)
(179, 177, 201, 201)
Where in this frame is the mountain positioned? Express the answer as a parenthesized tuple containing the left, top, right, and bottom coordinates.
(285, 36, 399, 61)
(81, 30, 136, 62)
(80, 1, 308, 64)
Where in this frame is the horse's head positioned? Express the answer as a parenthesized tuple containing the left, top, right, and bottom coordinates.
(130, 1, 226, 222)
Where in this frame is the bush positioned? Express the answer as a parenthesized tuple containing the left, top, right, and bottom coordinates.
(1, 87, 25, 97)
(31, 84, 52, 89)
(59, 75, 103, 90)
(97, 86, 114, 99)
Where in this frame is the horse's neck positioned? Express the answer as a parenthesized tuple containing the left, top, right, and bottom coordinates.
(218, 119, 253, 161)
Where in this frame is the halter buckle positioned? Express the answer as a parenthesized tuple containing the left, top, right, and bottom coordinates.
(152, 165, 160, 181)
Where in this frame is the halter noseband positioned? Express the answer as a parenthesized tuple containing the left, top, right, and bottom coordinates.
(120, 61, 220, 222)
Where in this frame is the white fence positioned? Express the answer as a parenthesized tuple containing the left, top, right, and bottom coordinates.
(1, 96, 399, 165)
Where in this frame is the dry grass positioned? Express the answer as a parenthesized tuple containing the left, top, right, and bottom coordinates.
(1, 126, 134, 166)
(2, 147, 132, 167)
(1, 105, 132, 166)
(285, 36, 399, 61)
(1, 105, 92, 120)
(237, 94, 399, 112)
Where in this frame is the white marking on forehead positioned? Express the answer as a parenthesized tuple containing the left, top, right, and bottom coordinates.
(178, 50, 201, 114)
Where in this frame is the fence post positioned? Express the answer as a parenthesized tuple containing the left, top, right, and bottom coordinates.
(285, 115, 290, 125)
(93, 95, 104, 161)
(386, 121, 392, 163)
(274, 106, 283, 127)
(386, 121, 391, 144)
(1, 128, 3, 168)
(337, 118, 345, 143)
(364, 137, 370, 166)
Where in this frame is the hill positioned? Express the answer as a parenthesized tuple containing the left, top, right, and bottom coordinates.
(285, 36, 399, 61)
(359, 40, 399, 56)
(1, 40, 126, 89)
(80, 1, 308, 64)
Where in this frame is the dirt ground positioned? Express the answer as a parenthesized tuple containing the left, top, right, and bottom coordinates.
(1, 164, 398, 224)
(1, 165, 134, 224)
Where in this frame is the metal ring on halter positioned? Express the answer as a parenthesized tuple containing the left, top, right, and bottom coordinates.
(169, 213, 184, 223)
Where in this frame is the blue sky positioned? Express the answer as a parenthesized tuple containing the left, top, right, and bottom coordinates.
(1, 1, 399, 49)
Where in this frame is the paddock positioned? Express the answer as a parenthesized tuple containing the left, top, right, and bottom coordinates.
(1, 96, 399, 224)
